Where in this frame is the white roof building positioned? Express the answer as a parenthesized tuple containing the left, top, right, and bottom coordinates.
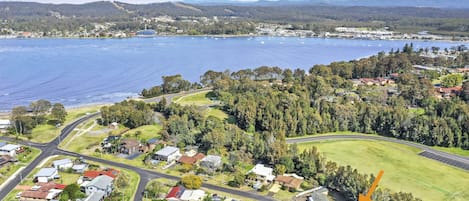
(52, 158, 73, 169)
(180, 189, 206, 201)
(248, 164, 275, 182)
(0, 144, 20, 157)
(0, 119, 10, 129)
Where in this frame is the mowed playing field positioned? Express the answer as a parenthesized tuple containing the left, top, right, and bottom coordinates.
(298, 140, 469, 201)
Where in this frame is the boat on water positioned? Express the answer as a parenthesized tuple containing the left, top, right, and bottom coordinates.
(134, 29, 157, 38)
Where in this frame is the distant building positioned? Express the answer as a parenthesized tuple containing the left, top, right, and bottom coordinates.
(83, 191, 106, 201)
(166, 186, 186, 201)
(135, 29, 157, 37)
(247, 164, 275, 183)
(177, 153, 205, 166)
(83, 168, 119, 181)
(52, 158, 73, 170)
(34, 168, 59, 183)
(180, 189, 206, 201)
(108, 122, 119, 130)
(153, 146, 181, 163)
(0, 144, 21, 157)
(119, 138, 141, 155)
(0, 119, 10, 132)
(200, 155, 222, 170)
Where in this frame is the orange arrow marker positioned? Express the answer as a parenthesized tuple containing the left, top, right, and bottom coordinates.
(358, 170, 384, 201)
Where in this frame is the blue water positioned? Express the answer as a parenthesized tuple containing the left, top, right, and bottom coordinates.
(0, 37, 465, 110)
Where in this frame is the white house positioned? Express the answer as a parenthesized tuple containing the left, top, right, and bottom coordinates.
(153, 146, 181, 162)
(85, 175, 114, 196)
(83, 191, 106, 201)
(247, 164, 275, 183)
(72, 164, 89, 173)
(52, 158, 73, 170)
(34, 168, 59, 183)
(0, 144, 20, 157)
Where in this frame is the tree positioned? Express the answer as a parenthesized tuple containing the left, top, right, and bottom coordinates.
(10, 106, 34, 135)
(30, 99, 51, 124)
(181, 174, 202, 189)
(461, 81, 469, 102)
(441, 74, 463, 88)
(59, 184, 85, 201)
(51, 103, 67, 124)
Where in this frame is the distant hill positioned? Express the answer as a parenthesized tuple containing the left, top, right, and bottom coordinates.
(1, 1, 468, 20)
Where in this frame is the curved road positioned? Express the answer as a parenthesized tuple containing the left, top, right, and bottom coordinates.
(0, 90, 276, 201)
(286, 135, 469, 171)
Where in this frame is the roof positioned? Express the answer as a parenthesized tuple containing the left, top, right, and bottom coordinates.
(178, 156, 197, 165)
(275, 175, 303, 189)
(84, 169, 119, 179)
(35, 168, 57, 177)
(55, 184, 67, 189)
(0, 144, 20, 151)
(72, 164, 88, 170)
(248, 164, 275, 181)
(20, 190, 49, 199)
(155, 146, 179, 157)
(147, 138, 159, 144)
(87, 175, 114, 189)
(85, 191, 106, 201)
(166, 186, 186, 199)
(180, 189, 206, 201)
(0, 119, 10, 125)
(53, 158, 72, 167)
(193, 153, 206, 161)
(0, 142, 6, 147)
(121, 138, 140, 149)
(201, 155, 221, 163)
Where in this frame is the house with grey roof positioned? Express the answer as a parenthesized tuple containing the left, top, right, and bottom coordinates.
(72, 164, 89, 173)
(152, 146, 181, 163)
(0, 144, 20, 157)
(53, 158, 73, 170)
(34, 168, 59, 183)
(85, 175, 114, 196)
(200, 155, 222, 170)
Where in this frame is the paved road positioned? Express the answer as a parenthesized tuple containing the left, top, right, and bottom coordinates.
(286, 134, 469, 171)
(0, 90, 276, 201)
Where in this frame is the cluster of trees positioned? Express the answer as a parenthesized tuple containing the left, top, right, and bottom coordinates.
(59, 184, 85, 201)
(197, 47, 469, 150)
(10, 99, 67, 135)
(100, 100, 154, 128)
(441, 74, 464, 87)
(141, 74, 200, 98)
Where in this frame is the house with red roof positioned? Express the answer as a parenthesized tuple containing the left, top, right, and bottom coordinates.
(83, 168, 119, 181)
(166, 186, 186, 201)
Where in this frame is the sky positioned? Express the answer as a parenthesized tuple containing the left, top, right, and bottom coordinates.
(0, 0, 264, 4)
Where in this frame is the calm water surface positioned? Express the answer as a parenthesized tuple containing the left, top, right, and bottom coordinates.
(0, 37, 465, 110)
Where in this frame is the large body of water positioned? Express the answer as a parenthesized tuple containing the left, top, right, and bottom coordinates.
(0, 37, 465, 111)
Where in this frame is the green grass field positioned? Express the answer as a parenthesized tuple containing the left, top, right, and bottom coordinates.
(298, 140, 469, 201)
(123, 124, 162, 141)
(174, 91, 213, 106)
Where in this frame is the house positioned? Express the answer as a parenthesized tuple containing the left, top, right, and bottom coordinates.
(34, 168, 59, 183)
(0, 144, 21, 157)
(20, 182, 63, 201)
(83, 191, 106, 201)
(83, 168, 119, 181)
(307, 187, 329, 201)
(180, 189, 206, 201)
(200, 155, 222, 170)
(72, 164, 89, 173)
(275, 174, 304, 190)
(85, 175, 114, 196)
(166, 186, 186, 201)
(52, 158, 73, 170)
(119, 138, 141, 155)
(101, 135, 120, 151)
(437, 86, 462, 98)
(139, 138, 159, 153)
(178, 153, 205, 166)
(0, 119, 10, 133)
(247, 164, 275, 183)
(153, 146, 181, 163)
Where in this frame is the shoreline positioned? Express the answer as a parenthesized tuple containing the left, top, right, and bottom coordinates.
(2, 34, 468, 43)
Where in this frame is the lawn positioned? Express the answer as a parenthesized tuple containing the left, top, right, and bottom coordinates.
(6, 104, 105, 143)
(433, 146, 469, 157)
(205, 108, 229, 120)
(174, 91, 214, 106)
(297, 140, 469, 201)
(122, 124, 162, 141)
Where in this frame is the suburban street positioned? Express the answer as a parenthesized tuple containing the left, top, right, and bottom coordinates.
(286, 135, 469, 171)
(0, 90, 276, 201)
